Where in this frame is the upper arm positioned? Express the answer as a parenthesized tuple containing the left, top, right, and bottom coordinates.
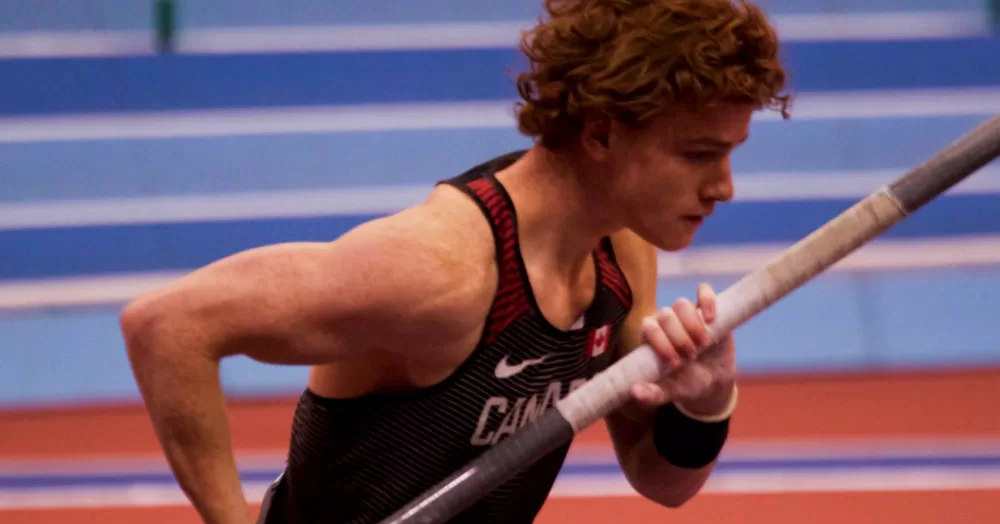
(603, 229, 661, 468)
(610, 229, 660, 359)
(121, 198, 494, 366)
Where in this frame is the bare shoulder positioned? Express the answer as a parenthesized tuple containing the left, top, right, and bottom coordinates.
(301, 184, 501, 393)
(122, 182, 499, 367)
(330, 183, 499, 345)
(342, 186, 493, 285)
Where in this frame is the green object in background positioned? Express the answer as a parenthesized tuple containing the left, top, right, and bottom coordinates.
(155, 0, 176, 53)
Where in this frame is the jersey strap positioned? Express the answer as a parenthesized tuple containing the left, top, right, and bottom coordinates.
(595, 237, 633, 309)
(446, 173, 531, 344)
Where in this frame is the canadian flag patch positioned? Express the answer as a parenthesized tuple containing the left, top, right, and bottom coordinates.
(588, 325, 610, 357)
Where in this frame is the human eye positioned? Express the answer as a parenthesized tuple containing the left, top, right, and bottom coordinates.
(683, 150, 724, 163)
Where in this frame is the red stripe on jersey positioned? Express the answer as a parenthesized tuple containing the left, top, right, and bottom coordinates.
(595, 248, 632, 309)
(466, 178, 530, 343)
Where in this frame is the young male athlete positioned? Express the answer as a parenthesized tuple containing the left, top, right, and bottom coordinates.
(121, 0, 789, 522)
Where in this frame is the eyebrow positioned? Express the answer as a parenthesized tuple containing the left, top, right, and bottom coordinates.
(684, 135, 750, 148)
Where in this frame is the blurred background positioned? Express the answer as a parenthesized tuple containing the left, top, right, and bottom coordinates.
(1, 1, 999, 523)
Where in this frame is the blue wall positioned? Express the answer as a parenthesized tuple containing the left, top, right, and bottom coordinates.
(0, 0, 986, 31)
(1, 0, 999, 408)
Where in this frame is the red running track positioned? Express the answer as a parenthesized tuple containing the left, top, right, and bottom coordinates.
(3, 368, 1000, 523)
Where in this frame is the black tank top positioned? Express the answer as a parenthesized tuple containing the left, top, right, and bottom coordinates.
(260, 151, 634, 524)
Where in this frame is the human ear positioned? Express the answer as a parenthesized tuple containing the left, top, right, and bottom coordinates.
(579, 111, 612, 161)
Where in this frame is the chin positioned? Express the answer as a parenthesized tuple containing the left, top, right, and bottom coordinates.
(631, 218, 696, 251)
(657, 239, 692, 252)
(644, 230, 693, 252)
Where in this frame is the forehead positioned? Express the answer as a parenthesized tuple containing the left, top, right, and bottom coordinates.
(646, 102, 755, 143)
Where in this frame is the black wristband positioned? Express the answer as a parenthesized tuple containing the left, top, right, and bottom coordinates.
(651, 402, 730, 469)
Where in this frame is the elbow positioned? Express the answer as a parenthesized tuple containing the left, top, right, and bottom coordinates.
(120, 294, 158, 357)
(658, 489, 699, 509)
(624, 465, 707, 509)
(634, 483, 699, 509)
(120, 292, 177, 363)
(121, 289, 226, 367)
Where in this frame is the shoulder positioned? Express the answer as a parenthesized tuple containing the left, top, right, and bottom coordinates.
(345, 185, 493, 272)
(330, 183, 499, 347)
(390, 183, 498, 291)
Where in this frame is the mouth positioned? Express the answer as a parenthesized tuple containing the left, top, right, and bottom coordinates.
(683, 216, 705, 226)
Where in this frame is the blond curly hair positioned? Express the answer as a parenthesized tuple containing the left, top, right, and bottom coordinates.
(515, 0, 790, 149)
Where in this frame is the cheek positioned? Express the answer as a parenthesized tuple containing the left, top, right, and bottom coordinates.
(610, 160, 650, 203)
(642, 164, 688, 202)
(614, 147, 687, 209)
(632, 185, 681, 230)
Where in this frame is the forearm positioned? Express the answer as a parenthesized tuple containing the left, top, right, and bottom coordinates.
(607, 384, 735, 507)
(607, 407, 718, 506)
(124, 313, 250, 524)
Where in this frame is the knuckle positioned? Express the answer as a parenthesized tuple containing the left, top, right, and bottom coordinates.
(690, 315, 709, 333)
(673, 299, 696, 318)
(674, 297, 694, 309)
(641, 319, 668, 343)
(656, 308, 676, 326)
(676, 306, 704, 331)
(675, 338, 696, 356)
(654, 343, 677, 358)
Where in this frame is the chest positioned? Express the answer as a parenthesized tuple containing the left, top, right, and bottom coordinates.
(464, 312, 622, 447)
(522, 259, 600, 332)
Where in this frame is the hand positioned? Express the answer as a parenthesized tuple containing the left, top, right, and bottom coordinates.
(630, 283, 737, 418)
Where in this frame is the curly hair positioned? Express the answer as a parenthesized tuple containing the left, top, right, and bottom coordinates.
(515, 0, 790, 149)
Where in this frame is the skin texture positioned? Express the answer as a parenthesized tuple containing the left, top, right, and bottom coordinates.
(120, 101, 754, 524)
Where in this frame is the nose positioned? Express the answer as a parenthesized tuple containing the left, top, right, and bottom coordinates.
(701, 161, 734, 203)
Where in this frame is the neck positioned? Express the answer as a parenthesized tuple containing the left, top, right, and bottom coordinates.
(495, 146, 621, 279)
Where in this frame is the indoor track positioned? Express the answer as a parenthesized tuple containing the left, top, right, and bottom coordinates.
(3, 368, 999, 523)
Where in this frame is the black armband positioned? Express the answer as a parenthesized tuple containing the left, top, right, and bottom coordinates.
(651, 402, 730, 469)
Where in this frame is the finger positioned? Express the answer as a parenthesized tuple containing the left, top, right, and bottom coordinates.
(673, 297, 711, 350)
(657, 306, 699, 361)
(641, 316, 681, 368)
(697, 283, 717, 323)
(630, 382, 669, 407)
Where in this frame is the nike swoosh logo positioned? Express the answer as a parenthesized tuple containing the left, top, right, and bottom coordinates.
(495, 355, 548, 379)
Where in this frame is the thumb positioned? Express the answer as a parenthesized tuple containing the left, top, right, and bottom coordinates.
(630, 382, 670, 408)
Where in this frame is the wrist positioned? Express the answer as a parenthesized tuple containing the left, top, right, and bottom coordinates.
(651, 385, 736, 469)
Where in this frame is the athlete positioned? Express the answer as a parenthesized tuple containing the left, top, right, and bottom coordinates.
(120, 0, 789, 522)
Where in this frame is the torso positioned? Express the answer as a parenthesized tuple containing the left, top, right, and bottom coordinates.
(260, 152, 640, 524)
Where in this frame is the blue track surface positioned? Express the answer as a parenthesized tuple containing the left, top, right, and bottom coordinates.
(1, 3, 999, 406)
(3, 39, 1000, 116)
(2, 115, 996, 203)
(1, 193, 998, 281)
(3, 453, 1000, 489)
(0, 0, 983, 31)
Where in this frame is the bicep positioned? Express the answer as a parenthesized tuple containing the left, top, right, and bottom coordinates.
(612, 232, 660, 360)
(175, 241, 363, 364)
(123, 211, 484, 366)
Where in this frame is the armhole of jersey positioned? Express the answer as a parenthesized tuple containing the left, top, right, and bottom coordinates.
(438, 174, 532, 345)
(596, 236, 634, 310)
(438, 176, 504, 260)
